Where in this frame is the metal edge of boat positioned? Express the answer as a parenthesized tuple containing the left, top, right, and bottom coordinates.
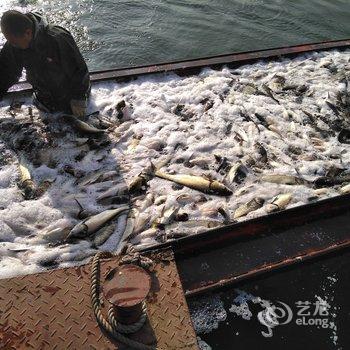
(1, 39, 350, 349)
(6, 38, 350, 95)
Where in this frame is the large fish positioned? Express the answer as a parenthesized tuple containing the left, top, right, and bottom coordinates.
(154, 169, 232, 196)
(67, 206, 129, 240)
(266, 193, 292, 213)
(261, 174, 307, 186)
(234, 197, 264, 219)
(62, 114, 105, 135)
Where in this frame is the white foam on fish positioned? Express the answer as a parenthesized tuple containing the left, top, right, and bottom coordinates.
(0, 48, 350, 278)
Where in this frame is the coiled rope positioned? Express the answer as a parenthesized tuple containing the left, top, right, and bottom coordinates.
(90, 252, 159, 350)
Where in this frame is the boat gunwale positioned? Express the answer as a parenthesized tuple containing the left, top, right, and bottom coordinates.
(6, 38, 350, 95)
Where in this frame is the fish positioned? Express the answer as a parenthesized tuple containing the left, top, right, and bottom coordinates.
(154, 169, 232, 196)
(130, 227, 159, 245)
(165, 219, 223, 232)
(254, 113, 270, 129)
(325, 101, 339, 117)
(35, 180, 54, 197)
(72, 199, 98, 220)
(188, 157, 212, 169)
(62, 114, 105, 135)
(77, 170, 119, 187)
(325, 166, 345, 178)
(215, 155, 231, 173)
(135, 193, 154, 212)
(313, 175, 350, 188)
(338, 129, 350, 144)
(260, 84, 280, 104)
(155, 206, 180, 228)
(134, 213, 152, 235)
(234, 197, 264, 219)
(261, 174, 307, 185)
(96, 184, 129, 204)
(18, 156, 37, 199)
(218, 207, 231, 224)
(128, 169, 154, 193)
(266, 193, 292, 213)
(67, 206, 129, 241)
(314, 188, 329, 196)
(226, 162, 248, 185)
(31, 226, 71, 245)
(154, 195, 167, 206)
(339, 183, 350, 194)
(93, 222, 116, 247)
(116, 209, 138, 253)
(255, 143, 268, 163)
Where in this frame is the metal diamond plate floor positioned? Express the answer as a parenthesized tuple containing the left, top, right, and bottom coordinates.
(0, 249, 198, 350)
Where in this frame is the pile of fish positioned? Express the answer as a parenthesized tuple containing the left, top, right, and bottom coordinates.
(1, 48, 350, 278)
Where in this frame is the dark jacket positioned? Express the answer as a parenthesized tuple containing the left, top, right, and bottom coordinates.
(0, 12, 90, 110)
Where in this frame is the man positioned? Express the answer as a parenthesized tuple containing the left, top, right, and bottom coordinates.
(0, 10, 90, 117)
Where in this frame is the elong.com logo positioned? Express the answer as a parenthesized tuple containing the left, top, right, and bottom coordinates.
(256, 298, 331, 337)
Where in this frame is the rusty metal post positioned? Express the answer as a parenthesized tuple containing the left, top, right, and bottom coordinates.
(103, 264, 151, 325)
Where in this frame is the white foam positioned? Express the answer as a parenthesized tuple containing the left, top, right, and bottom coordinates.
(189, 294, 227, 334)
(0, 48, 350, 278)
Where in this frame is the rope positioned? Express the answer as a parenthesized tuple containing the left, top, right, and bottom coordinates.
(90, 252, 159, 350)
(107, 304, 147, 334)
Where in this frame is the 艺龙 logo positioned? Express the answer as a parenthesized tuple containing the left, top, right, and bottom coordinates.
(257, 301, 293, 337)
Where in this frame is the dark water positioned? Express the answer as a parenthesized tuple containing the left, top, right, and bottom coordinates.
(1, 0, 350, 71)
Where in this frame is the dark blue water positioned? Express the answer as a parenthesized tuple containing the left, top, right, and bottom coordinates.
(1, 0, 350, 71)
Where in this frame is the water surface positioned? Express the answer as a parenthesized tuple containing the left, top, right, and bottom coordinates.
(1, 0, 350, 71)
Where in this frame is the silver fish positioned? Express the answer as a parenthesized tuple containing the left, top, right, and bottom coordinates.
(116, 209, 138, 253)
(93, 222, 116, 247)
(261, 174, 306, 185)
(155, 169, 232, 196)
(78, 170, 119, 187)
(164, 220, 222, 236)
(155, 206, 180, 228)
(136, 193, 154, 212)
(266, 193, 292, 213)
(226, 162, 248, 185)
(128, 170, 153, 193)
(97, 184, 129, 204)
(130, 227, 159, 245)
(67, 206, 129, 240)
(234, 197, 264, 219)
(339, 183, 350, 194)
(62, 114, 105, 135)
(30, 226, 71, 245)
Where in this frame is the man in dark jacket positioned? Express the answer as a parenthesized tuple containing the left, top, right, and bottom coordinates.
(0, 10, 90, 117)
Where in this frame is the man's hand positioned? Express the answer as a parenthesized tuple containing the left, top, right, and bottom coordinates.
(70, 99, 87, 118)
